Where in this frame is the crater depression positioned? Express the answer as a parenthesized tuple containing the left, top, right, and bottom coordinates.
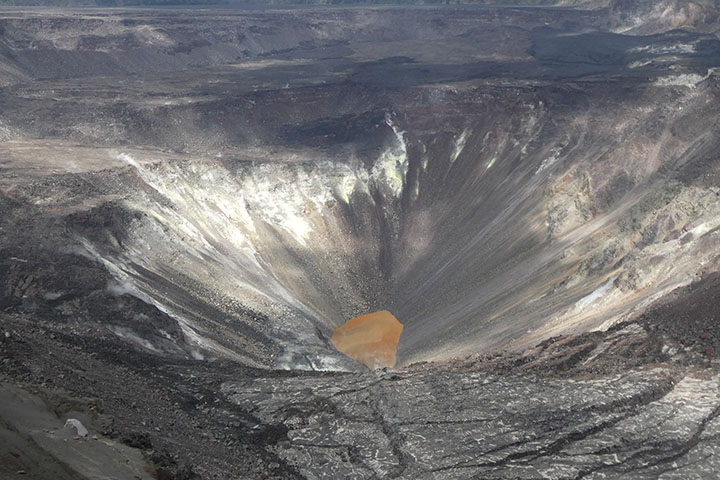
(2, 3, 720, 478)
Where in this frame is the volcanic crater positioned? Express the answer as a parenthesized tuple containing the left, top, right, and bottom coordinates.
(2, 2, 720, 479)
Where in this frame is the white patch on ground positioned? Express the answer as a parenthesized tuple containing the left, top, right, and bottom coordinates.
(158, 329, 173, 340)
(133, 24, 174, 48)
(419, 143, 429, 172)
(450, 129, 470, 164)
(630, 43, 697, 55)
(276, 347, 356, 372)
(115, 152, 142, 170)
(687, 222, 712, 239)
(241, 164, 331, 246)
(0, 119, 18, 141)
(64, 419, 88, 438)
(60, 245, 98, 261)
(628, 59, 653, 69)
(335, 166, 360, 204)
(574, 275, 618, 311)
(655, 73, 707, 88)
(370, 116, 409, 198)
(106, 280, 135, 297)
(110, 326, 159, 352)
(536, 147, 562, 174)
(518, 106, 545, 157)
(42, 292, 64, 300)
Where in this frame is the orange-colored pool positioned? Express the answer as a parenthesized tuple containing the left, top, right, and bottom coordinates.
(331, 310, 403, 370)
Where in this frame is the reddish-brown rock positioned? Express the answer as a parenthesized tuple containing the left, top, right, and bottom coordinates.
(332, 311, 404, 370)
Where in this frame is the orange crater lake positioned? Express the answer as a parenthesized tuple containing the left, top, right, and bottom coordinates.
(331, 310, 404, 370)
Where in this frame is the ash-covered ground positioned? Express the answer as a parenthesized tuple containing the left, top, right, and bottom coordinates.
(2, 1, 720, 478)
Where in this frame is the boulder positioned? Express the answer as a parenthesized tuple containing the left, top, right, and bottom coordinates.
(64, 419, 88, 438)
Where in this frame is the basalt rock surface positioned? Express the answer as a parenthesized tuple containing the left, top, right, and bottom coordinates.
(1, 3, 720, 479)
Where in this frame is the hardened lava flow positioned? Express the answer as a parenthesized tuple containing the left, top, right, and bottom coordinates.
(2, 1, 720, 479)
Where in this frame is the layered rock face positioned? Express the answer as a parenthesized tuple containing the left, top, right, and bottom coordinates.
(1, 3, 720, 479)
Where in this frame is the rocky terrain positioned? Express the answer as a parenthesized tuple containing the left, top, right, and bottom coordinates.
(1, 1, 720, 478)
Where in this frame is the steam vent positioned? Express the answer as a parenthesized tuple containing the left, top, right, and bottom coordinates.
(332, 311, 404, 369)
(4, 0, 720, 478)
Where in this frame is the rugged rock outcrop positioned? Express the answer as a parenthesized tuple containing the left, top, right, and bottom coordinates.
(609, 0, 720, 34)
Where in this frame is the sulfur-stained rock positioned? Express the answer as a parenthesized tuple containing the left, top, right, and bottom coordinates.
(332, 311, 403, 369)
